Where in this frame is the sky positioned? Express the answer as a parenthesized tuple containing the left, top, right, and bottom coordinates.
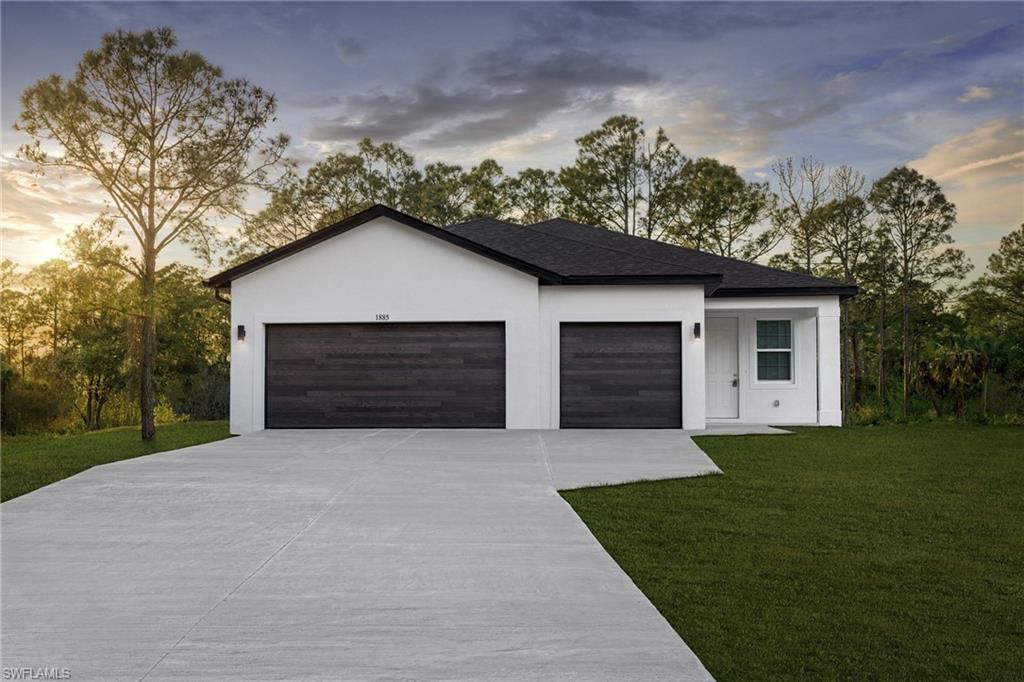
(2, 1, 1022, 276)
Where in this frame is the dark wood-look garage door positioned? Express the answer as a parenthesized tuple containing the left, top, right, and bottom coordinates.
(265, 322, 505, 428)
(560, 323, 682, 429)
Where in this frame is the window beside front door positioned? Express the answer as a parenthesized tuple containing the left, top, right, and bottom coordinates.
(756, 319, 793, 382)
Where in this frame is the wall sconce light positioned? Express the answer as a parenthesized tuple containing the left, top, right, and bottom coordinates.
(693, 322, 701, 340)
(237, 325, 246, 342)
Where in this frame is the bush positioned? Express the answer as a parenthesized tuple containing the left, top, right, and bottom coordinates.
(1, 376, 67, 435)
(154, 399, 188, 425)
(852, 404, 885, 426)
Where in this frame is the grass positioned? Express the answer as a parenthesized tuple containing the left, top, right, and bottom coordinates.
(561, 424, 1024, 681)
(1, 421, 231, 502)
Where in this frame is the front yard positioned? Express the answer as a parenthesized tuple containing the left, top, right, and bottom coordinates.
(1, 421, 231, 502)
(562, 423, 1023, 680)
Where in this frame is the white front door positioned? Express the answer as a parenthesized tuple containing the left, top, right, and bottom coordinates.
(705, 317, 739, 418)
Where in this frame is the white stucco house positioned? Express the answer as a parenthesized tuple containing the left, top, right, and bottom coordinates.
(206, 205, 856, 435)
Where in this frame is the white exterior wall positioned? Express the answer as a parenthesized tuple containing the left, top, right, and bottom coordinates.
(704, 296, 842, 426)
(226, 217, 842, 433)
(228, 217, 540, 435)
(537, 285, 708, 430)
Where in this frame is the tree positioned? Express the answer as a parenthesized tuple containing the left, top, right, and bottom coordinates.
(670, 157, 778, 259)
(813, 166, 874, 412)
(559, 115, 648, 235)
(506, 168, 562, 224)
(357, 138, 420, 209)
(959, 224, 1024, 407)
(916, 339, 987, 419)
(23, 260, 75, 361)
(0, 260, 33, 376)
(463, 159, 510, 221)
(154, 264, 230, 421)
(17, 28, 287, 440)
(869, 167, 969, 417)
(230, 153, 369, 262)
(773, 157, 832, 274)
(59, 264, 130, 430)
(642, 128, 688, 241)
(414, 162, 471, 226)
(965, 225, 1024, 331)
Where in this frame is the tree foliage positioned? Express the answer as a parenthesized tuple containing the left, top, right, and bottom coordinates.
(7, 73, 1020, 433)
(16, 27, 285, 440)
(0, 256, 227, 435)
(869, 166, 969, 417)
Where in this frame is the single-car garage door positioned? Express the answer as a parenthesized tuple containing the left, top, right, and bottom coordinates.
(265, 322, 505, 428)
(560, 322, 681, 428)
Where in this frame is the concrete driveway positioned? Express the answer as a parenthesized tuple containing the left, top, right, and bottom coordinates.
(2, 429, 720, 681)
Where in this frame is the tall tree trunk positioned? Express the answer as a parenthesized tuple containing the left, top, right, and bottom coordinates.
(901, 286, 910, 419)
(141, 136, 158, 442)
(95, 397, 106, 430)
(140, 251, 157, 441)
(84, 387, 94, 429)
(878, 286, 887, 408)
(981, 370, 988, 416)
(850, 309, 864, 405)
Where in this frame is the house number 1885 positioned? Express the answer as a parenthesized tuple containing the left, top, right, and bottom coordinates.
(375, 313, 390, 321)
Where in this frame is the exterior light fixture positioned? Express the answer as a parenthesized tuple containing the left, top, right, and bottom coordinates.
(693, 322, 701, 340)
(237, 325, 246, 342)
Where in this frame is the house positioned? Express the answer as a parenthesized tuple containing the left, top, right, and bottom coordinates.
(206, 205, 856, 434)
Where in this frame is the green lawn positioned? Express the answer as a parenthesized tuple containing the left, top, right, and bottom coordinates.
(562, 424, 1023, 681)
(1, 421, 231, 502)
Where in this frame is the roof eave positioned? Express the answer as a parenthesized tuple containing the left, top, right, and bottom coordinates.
(203, 204, 564, 289)
(710, 285, 859, 300)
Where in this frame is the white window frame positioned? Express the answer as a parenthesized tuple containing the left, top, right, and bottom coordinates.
(753, 317, 795, 385)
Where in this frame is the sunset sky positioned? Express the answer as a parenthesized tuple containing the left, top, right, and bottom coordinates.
(2, 2, 1021, 275)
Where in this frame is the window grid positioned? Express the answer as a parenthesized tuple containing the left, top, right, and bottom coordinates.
(756, 319, 793, 382)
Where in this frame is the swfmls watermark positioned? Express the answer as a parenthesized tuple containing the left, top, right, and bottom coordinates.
(1, 668, 71, 680)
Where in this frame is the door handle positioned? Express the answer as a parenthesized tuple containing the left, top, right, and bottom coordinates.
(731, 377, 738, 387)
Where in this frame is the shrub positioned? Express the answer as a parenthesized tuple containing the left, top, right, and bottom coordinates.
(852, 404, 885, 426)
(1, 376, 67, 434)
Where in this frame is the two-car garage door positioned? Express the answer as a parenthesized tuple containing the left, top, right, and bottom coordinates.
(264, 321, 682, 429)
(265, 323, 506, 428)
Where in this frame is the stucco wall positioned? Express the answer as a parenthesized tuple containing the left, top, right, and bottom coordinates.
(227, 217, 840, 432)
(228, 217, 540, 434)
(705, 296, 842, 426)
(538, 286, 707, 430)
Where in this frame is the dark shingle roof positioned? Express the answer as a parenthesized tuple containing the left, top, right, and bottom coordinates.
(448, 217, 857, 298)
(446, 218, 718, 282)
(206, 203, 856, 298)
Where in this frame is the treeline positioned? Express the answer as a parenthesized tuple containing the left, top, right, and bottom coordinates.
(2, 28, 1020, 438)
(0, 260, 227, 434)
(234, 116, 1023, 425)
(231, 117, 781, 263)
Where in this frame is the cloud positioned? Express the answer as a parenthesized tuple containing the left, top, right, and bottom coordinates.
(910, 118, 1024, 267)
(517, 2, 908, 46)
(0, 156, 107, 264)
(309, 47, 654, 148)
(334, 37, 364, 62)
(958, 85, 998, 103)
(911, 118, 1023, 182)
(289, 93, 342, 109)
(658, 71, 860, 170)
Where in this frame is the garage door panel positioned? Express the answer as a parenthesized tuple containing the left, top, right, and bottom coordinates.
(560, 323, 681, 429)
(265, 323, 505, 428)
